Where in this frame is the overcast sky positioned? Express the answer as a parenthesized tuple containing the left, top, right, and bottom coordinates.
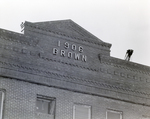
(0, 0, 150, 66)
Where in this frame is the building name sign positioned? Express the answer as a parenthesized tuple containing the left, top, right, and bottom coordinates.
(52, 41, 87, 62)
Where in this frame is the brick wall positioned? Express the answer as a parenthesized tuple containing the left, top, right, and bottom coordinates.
(1, 77, 150, 119)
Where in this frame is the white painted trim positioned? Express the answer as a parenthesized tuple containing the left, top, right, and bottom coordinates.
(73, 104, 91, 119)
(0, 91, 4, 119)
(106, 109, 122, 119)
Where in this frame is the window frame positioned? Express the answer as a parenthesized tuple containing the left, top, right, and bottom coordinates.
(36, 95, 56, 115)
(0, 90, 5, 119)
(106, 109, 123, 119)
(73, 104, 91, 119)
(142, 115, 150, 119)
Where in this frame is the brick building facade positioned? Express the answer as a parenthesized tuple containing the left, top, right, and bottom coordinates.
(0, 20, 150, 119)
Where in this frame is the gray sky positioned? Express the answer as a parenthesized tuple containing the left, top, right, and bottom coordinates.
(0, 0, 150, 66)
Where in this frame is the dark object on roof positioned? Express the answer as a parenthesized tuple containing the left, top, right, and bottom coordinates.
(125, 49, 134, 61)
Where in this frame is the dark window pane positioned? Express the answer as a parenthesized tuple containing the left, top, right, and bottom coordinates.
(36, 99, 49, 114)
(36, 96, 56, 115)
(49, 100, 55, 115)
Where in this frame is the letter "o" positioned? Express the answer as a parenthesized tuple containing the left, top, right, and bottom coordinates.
(68, 52, 72, 58)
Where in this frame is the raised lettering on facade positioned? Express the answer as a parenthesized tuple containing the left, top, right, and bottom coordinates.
(52, 41, 87, 62)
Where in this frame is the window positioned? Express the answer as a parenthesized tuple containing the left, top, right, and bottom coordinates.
(0, 90, 5, 119)
(142, 115, 150, 119)
(73, 104, 91, 119)
(106, 109, 122, 119)
(142, 117, 150, 119)
(36, 95, 56, 115)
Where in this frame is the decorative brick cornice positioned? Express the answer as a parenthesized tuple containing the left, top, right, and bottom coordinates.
(101, 56, 150, 75)
(0, 60, 150, 98)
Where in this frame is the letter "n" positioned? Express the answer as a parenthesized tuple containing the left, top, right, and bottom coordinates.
(82, 55, 87, 62)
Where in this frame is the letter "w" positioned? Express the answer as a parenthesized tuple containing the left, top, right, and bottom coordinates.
(74, 53, 80, 60)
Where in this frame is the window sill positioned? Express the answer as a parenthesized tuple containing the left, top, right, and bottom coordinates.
(35, 112, 54, 119)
